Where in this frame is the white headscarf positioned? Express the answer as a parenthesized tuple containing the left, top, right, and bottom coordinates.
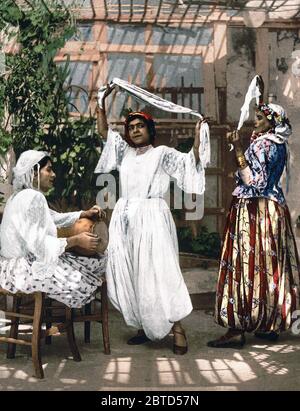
(266, 103, 292, 143)
(12, 150, 50, 192)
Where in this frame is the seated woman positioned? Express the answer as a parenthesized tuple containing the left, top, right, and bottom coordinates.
(0, 149, 106, 308)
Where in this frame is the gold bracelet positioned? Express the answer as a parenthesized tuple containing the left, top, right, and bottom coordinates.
(236, 155, 248, 169)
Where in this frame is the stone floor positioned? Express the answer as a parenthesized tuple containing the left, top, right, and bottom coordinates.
(1, 304, 300, 391)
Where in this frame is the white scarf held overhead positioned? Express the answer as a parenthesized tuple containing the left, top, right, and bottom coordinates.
(98, 78, 210, 168)
(237, 75, 262, 131)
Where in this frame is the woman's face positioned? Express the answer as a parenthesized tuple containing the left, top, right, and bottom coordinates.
(128, 118, 151, 147)
(34, 160, 56, 192)
(254, 110, 272, 134)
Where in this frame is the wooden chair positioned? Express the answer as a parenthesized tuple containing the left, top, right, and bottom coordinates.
(0, 288, 81, 379)
(45, 279, 110, 355)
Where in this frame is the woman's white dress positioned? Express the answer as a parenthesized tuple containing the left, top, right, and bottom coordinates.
(95, 129, 206, 340)
(0, 189, 106, 308)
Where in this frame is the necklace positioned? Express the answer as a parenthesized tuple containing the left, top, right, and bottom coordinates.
(135, 145, 152, 155)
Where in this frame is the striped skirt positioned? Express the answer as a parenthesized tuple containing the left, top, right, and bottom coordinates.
(215, 197, 300, 332)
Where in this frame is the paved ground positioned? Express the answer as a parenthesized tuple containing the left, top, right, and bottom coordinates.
(1, 305, 300, 391)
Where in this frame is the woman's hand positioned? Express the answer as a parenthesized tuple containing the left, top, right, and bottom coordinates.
(66, 232, 100, 251)
(75, 232, 100, 251)
(97, 83, 115, 110)
(103, 83, 115, 100)
(80, 205, 106, 221)
(194, 118, 207, 149)
(193, 119, 207, 164)
(226, 130, 240, 146)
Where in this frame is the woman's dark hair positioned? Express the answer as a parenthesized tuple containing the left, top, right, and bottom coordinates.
(124, 112, 156, 146)
(34, 156, 51, 172)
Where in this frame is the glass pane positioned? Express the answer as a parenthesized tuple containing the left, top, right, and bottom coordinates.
(151, 54, 203, 119)
(208, 137, 219, 168)
(152, 54, 203, 88)
(107, 24, 145, 45)
(152, 26, 213, 46)
(107, 54, 146, 118)
(57, 61, 92, 114)
(65, 61, 91, 87)
(70, 24, 93, 41)
(204, 175, 218, 208)
(63, 0, 91, 6)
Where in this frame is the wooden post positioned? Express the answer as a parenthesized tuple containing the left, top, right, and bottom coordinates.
(31, 292, 44, 379)
(255, 28, 269, 100)
(214, 22, 227, 124)
(203, 35, 216, 121)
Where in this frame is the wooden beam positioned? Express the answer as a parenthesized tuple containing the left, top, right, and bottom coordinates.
(269, 30, 278, 99)
(255, 28, 270, 99)
(117, 0, 121, 21)
(142, 0, 149, 21)
(73, 7, 240, 23)
(203, 43, 216, 120)
(3, 311, 34, 320)
(56, 42, 209, 57)
(103, 0, 108, 19)
(0, 337, 32, 346)
(213, 22, 227, 88)
(155, 0, 163, 22)
(213, 22, 227, 123)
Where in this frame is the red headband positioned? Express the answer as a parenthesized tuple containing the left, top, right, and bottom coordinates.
(125, 111, 154, 125)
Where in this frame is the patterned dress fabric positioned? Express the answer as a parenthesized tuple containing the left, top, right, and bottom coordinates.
(0, 189, 106, 308)
(233, 135, 286, 205)
(215, 134, 300, 332)
(94, 128, 206, 340)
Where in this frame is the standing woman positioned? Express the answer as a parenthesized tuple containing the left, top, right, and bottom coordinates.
(95, 86, 206, 354)
(208, 102, 300, 347)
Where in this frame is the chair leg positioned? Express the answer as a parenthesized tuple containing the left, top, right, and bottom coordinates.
(6, 296, 21, 359)
(45, 298, 52, 345)
(31, 292, 44, 379)
(84, 303, 91, 343)
(65, 307, 81, 362)
(101, 281, 111, 355)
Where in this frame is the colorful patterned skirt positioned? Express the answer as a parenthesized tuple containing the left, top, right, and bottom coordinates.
(215, 196, 300, 332)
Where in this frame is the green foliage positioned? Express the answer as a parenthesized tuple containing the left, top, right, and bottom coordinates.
(177, 226, 221, 259)
(176, 226, 193, 252)
(176, 138, 193, 153)
(0, 0, 100, 210)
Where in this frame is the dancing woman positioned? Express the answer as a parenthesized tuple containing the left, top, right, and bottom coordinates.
(95, 86, 207, 354)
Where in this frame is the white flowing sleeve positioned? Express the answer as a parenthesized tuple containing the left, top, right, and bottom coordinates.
(94, 128, 128, 173)
(49, 209, 81, 228)
(19, 192, 67, 278)
(162, 147, 205, 195)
